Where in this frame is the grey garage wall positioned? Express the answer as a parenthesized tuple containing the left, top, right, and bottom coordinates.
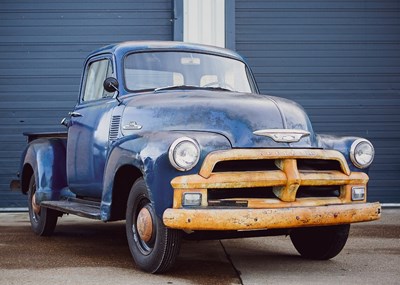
(0, 0, 173, 208)
(1, 0, 399, 208)
(235, 0, 400, 203)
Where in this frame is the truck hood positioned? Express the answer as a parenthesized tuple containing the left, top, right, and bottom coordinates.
(121, 90, 317, 148)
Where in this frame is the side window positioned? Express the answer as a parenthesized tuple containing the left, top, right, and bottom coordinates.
(82, 59, 113, 102)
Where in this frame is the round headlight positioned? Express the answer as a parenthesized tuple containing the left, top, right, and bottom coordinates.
(169, 137, 200, 171)
(350, 139, 374, 169)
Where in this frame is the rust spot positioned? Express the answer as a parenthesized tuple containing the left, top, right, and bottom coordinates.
(197, 148, 352, 178)
(137, 207, 153, 243)
(32, 194, 41, 214)
(163, 203, 381, 231)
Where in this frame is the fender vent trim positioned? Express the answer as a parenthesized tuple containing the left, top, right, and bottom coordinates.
(109, 115, 121, 141)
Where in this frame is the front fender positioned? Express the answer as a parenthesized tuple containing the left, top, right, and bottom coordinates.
(317, 134, 372, 173)
(101, 131, 231, 221)
(21, 138, 68, 203)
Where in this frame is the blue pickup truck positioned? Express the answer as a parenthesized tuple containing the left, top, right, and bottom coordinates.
(16, 41, 380, 273)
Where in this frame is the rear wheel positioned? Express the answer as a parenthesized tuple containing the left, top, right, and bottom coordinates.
(290, 224, 350, 260)
(27, 175, 59, 236)
(126, 178, 181, 273)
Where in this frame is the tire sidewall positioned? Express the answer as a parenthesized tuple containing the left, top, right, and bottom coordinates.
(290, 224, 350, 260)
(27, 175, 57, 236)
(126, 178, 170, 272)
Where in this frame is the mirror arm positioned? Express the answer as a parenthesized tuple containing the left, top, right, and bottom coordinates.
(116, 92, 122, 105)
(109, 82, 122, 105)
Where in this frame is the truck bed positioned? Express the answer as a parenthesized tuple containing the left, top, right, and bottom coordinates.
(23, 131, 67, 143)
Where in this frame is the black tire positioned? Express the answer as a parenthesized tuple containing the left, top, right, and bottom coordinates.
(126, 178, 182, 273)
(27, 175, 59, 236)
(290, 224, 350, 260)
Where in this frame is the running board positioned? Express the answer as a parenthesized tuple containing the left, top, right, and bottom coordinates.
(41, 198, 101, 220)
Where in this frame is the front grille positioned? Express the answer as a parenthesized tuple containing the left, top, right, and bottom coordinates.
(213, 159, 342, 173)
(296, 186, 340, 198)
(171, 149, 368, 209)
(297, 159, 342, 172)
(213, 159, 278, 172)
(207, 186, 340, 205)
(208, 187, 276, 200)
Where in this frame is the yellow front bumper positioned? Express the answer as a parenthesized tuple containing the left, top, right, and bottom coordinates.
(164, 148, 381, 231)
(163, 202, 381, 231)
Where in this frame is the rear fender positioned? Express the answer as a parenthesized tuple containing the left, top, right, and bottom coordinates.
(21, 138, 68, 203)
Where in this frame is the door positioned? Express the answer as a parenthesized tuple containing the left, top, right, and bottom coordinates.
(67, 56, 116, 198)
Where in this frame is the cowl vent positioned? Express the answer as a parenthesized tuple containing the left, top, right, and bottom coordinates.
(109, 116, 121, 141)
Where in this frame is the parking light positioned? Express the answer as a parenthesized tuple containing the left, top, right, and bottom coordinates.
(352, 186, 366, 201)
(182, 193, 202, 207)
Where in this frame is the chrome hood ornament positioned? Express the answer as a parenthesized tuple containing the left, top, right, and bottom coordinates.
(253, 129, 310, 143)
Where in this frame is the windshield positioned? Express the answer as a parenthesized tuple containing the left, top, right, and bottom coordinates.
(124, 51, 255, 93)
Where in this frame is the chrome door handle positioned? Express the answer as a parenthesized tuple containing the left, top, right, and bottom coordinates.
(68, 111, 83, 117)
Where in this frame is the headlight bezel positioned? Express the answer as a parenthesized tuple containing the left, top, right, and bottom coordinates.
(350, 138, 375, 169)
(169, 137, 201, 171)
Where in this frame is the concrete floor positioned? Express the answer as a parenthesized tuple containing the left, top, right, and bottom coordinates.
(0, 209, 399, 285)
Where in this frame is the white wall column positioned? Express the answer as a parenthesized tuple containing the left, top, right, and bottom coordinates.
(183, 0, 225, 48)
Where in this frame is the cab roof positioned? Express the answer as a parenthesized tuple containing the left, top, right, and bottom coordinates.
(87, 41, 246, 62)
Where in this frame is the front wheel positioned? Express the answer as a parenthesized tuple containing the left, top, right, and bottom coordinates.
(27, 175, 59, 236)
(290, 224, 350, 260)
(126, 178, 181, 273)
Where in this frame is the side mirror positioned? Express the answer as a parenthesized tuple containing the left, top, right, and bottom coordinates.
(60, 117, 70, 128)
(103, 77, 119, 93)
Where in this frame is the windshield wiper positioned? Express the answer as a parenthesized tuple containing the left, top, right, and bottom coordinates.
(154, 85, 201, 92)
(203, 86, 232, 92)
(154, 85, 232, 93)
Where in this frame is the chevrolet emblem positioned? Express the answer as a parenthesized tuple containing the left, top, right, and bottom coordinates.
(123, 121, 142, 130)
(253, 129, 310, 143)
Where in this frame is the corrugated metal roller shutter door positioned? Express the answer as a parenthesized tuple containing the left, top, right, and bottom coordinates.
(0, 0, 173, 208)
(236, 0, 400, 203)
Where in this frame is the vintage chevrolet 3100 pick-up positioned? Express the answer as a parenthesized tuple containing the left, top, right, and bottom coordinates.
(15, 41, 380, 273)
